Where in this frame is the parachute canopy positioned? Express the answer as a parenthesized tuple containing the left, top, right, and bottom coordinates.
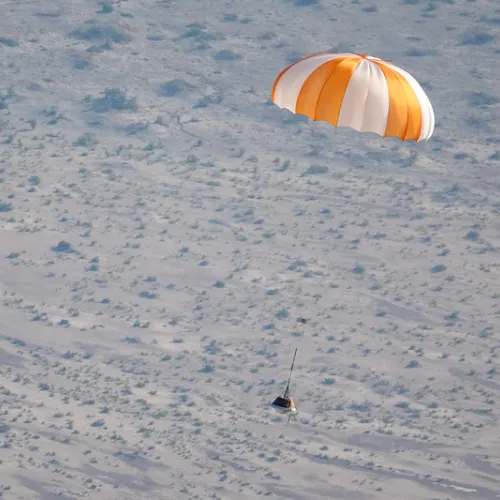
(272, 52, 435, 142)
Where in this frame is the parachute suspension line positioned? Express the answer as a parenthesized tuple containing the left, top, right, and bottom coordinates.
(283, 317, 307, 400)
(283, 347, 297, 399)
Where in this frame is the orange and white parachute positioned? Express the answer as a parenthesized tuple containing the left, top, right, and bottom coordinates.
(272, 53, 435, 142)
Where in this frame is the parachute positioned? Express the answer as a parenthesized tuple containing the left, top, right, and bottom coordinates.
(272, 52, 435, 142)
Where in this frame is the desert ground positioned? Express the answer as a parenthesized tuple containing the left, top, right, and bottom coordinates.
(0, 0, 499, 498)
